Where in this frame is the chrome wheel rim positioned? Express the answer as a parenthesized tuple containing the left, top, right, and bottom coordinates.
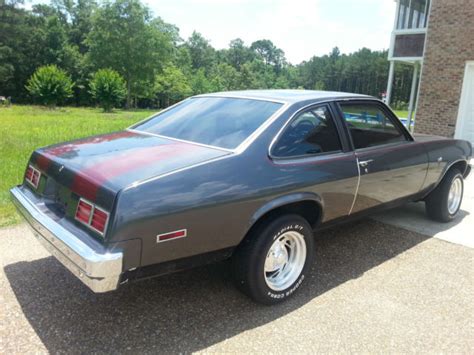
(264, 231, 306, 291)
(447, 177, 463, 214)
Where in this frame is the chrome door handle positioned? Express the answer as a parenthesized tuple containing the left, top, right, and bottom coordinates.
(359, 159, 374, 167)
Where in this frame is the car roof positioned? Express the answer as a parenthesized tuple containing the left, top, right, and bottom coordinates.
(196, 89, 373, 104)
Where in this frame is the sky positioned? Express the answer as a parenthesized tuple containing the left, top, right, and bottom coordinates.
(26, 0, 397, 64)
(145, 0, 397, 64)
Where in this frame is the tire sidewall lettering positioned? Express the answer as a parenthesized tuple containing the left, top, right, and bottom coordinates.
(272, 224, 305, 241)
(266, 274, 305, 299)
(266, 223, 308, 300)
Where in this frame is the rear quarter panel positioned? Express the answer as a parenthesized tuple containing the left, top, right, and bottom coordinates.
(110, 149, 358, 267)
(109, 103, 359, 267)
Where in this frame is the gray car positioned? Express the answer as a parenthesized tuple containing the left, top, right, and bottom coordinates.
(11, 90, 472, 304)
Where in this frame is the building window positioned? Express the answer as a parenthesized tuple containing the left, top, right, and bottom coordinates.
(393, 33, 425, 58)
(397, 0, 409, 29)
(397, 0, 430, 30)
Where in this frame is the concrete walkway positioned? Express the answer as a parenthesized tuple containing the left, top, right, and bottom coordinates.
(374, 172, 474, 248)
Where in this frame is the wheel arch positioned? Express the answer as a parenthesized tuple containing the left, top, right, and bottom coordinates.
(441, 159, 469, 182)
(242, 193, 323, 244)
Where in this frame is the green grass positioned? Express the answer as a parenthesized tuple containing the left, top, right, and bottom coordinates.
(0, 105, 155, 227)
(394, 110, 408, 118)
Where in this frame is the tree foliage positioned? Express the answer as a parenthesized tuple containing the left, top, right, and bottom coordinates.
(250, 39, 286, 70)
(86, 0, 172, 107)
(26, 65, 74, 107)
(154, 65, 191, 107)
(89, 68, 126, 112)
(184, 31, 215, 73)
(0, 0, 414, 110)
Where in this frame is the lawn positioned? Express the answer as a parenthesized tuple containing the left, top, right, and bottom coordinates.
(394, 110, 408, 118)
(0, 105, 411, 228)
(0, 105, 155, 227)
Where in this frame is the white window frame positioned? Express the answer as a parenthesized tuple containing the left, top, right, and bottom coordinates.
(396, 0, 430, 31)
(388, 0, 432, 61)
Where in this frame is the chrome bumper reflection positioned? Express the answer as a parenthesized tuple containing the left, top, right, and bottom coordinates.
(10, 186, 123, 293)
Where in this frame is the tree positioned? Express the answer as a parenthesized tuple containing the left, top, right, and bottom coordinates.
(86, 0, 173, 107)
(26, 65, 74, 107)
(52, 0, 98, 54)
(154, 65, 191, 107)
(191, 69, 214, 95)
(0, 46, 14, 90)
(210, 63, 241, 91)
(40, 15, 82, 75)
(225, 38, 255, 69)
(89, 68, 126, 112)
(250, 39, 286, 70)
(175, 46, 193, 75)
(0, 1, 45, 100)
(0, 0, 415, 107)
(184, 31, 216, 72)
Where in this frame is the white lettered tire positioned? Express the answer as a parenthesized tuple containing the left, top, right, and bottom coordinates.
(231, 214, 315, 305)
(425, 168, 464, 222)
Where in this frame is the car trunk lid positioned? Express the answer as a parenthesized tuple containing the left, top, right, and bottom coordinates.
(28, 130, 230, 210)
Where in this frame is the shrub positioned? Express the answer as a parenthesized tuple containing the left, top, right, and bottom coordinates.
(26, 65, 74, 107)
(89, 69, 126, 112)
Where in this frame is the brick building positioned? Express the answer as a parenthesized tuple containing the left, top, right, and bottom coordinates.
(387, 0, 474, 145)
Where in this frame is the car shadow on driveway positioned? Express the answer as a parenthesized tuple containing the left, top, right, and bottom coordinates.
(4, 219, 431, 353)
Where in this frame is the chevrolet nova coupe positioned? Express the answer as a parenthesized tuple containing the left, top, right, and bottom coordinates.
(11, 90, 472, 304)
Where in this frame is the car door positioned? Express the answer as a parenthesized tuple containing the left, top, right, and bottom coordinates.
(336, 100, 428, 214)
(270, 103, 359, 222)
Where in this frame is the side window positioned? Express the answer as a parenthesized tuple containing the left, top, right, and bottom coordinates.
(273, 105, 342, 158)
(339, 103, 407, 149)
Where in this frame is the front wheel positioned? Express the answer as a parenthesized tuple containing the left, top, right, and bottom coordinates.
(425, 168, 464, 222)
(231, 214, 315, 305)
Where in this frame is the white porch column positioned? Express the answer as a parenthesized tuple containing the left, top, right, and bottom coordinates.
(407, 62, 419, 132)
(386, 60, 395, 106)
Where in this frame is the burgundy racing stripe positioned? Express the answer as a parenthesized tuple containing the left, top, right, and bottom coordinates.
(35, 153, 53, 171)
(45, 131, 137, 157)
(71, 143, 195, 201)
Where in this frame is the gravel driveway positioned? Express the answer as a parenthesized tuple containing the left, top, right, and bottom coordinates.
(1, 216, 473, 353)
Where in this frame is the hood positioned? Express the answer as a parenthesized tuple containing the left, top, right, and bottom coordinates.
(29, 130, 230, 208)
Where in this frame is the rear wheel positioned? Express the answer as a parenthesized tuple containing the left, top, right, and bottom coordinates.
(231, 214, 315, 305)
(425, 168, 464, 222)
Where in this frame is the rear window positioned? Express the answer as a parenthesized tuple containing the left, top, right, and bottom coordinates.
(133, 97, 283, 149)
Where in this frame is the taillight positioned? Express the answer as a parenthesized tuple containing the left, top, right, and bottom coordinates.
(76, 199, 93, 224)
(25, 165, 41, 189)
(90, 207, 108, 234)
(75, 198, 109, 236)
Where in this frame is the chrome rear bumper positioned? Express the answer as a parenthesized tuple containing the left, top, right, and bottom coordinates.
(10, 186, 123, 293)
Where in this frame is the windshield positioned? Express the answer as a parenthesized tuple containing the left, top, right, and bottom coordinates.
(133, 97, 283, 149)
